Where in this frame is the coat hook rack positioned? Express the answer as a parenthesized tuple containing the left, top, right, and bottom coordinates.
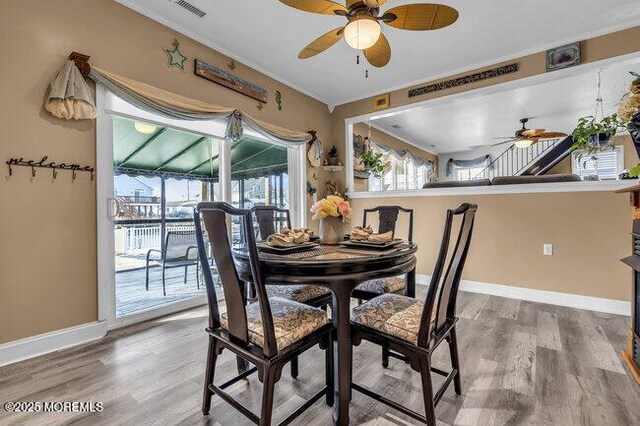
(6, 156, 95, 182)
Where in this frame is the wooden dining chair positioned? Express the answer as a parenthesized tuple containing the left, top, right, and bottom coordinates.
(350, 203, 477, 425)
(251, 206, 332, 310)
(352, 205, 415, 302)
(351, 205, 415, 368)
(194, 202, 333, 426)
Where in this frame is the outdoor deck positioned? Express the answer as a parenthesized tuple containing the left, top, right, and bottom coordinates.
(116, 256, 215, 317)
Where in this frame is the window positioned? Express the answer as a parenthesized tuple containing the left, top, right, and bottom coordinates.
(367, 144, 432, 191)
(572, 146, 623, 180)
(455, 166, 486, 181)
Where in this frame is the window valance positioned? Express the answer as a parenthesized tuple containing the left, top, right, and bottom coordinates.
(370, 142, 434, 175)
(446, 155, 492, 176)
(88, 66, 312, 145)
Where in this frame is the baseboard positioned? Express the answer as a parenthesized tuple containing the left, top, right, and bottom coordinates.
(416, 274, 631, 316)
(0, 321, 107, 368)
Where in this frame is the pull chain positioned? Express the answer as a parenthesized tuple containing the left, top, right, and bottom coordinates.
(356, 54, 360, 65)
(365, 69, 369, 78)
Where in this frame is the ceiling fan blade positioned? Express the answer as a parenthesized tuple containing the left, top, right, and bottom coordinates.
(364, 32, 391, 67)
(383, 3, 459, 31)
(279, 0, 347, 15)
(492, 137, 515, 140)
(521, 128, 546, 137)
(298, 27, 345, 59)
(536, 132, 568, 139)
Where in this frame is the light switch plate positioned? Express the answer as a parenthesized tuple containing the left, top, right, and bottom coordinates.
(543, 243, 553, 256)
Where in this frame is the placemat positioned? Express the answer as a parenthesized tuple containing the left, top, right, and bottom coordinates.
(261, 246, 341, 260)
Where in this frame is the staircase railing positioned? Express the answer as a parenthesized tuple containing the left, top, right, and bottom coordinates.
(472, 139, 560, 180)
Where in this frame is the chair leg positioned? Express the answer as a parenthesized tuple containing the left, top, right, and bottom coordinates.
(184, 265, 188, 284)
(145, 263, 150, 291)
(325, 333, 334, 407)
(382, 347, 390, 369)
(236, 356, 250, 375)
(196, 261, 200, 289)
(290, 357, 299, 379)
(162, 266, 166, 296)
(202, 336, 218, 415)
(260, 366, 277, 426)
(448, 328, 462, 395)
(419, 359, 437, 426)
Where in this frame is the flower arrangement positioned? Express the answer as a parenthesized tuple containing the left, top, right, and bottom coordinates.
(310, 195, 352, 222)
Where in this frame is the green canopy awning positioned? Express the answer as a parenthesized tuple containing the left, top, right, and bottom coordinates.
(113, 116, 288, 181)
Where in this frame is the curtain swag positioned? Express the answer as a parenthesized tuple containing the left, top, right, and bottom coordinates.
(45, 60, 97, 120)
(446, 155, 492, 176)
(88, 66, 312, 144)
(371, 142, 434, 173)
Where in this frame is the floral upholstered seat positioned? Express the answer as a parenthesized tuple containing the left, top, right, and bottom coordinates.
(266, 284, 331, 303)
(354, 276, 406, 295)
(351, 293, 436, 345)
(221, 297, 329, 351)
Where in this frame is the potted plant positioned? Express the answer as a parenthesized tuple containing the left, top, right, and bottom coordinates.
(571, 113, 627, 180)
(327, 145, 339, 166)
(310, 195, 351, 244)
(357, 149, 386, 179)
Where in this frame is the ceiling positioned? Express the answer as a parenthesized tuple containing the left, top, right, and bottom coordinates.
(116, 0, 640, 107)
(369, 56, 640, 154)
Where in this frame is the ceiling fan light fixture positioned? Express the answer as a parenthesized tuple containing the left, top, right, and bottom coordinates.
(514, 138, 534, 148)
(344, 15, 381, 50)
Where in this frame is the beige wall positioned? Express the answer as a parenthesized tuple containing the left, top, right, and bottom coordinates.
(352, 123, 438, 192)
(351, 191, 632, 301)
(0, 0, 332, 344)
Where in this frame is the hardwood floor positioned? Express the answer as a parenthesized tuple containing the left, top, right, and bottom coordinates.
(1, 290, 638, 426)
(115, 265, 207, 317)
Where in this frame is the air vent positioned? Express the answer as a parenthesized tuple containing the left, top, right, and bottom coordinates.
(175, 0, 206, 18)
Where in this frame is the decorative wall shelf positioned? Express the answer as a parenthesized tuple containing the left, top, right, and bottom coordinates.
(323, 165, 344, 172)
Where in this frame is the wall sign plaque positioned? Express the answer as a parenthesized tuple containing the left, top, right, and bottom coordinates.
(195, 59, 268, 103)
(408, 63, 520, 98)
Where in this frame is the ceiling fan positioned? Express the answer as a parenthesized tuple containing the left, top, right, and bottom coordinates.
(492, 118, 568, 148)
(278, 0, 459, 68)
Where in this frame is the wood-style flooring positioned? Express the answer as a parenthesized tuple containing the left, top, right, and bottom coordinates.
(1, 290, 638, 426)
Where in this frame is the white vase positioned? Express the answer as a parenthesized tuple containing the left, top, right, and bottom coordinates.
(320, 216, 344, 245)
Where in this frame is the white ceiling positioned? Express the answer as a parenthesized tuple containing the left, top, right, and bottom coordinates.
(369, 56, 640, 154)
(116, 0, 640, 107)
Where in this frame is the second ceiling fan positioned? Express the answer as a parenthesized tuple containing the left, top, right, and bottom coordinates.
(279, 0, 459, 67)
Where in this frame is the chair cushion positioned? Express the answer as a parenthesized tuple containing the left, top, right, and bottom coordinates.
(266, 284, 331, 303)
(355, 276, 406, 294)
(221, 297, 329, 351)
(351, 293, 434, 345)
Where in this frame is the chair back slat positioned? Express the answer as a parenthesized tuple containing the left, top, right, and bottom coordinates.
(363, 206, 414, 241)
(252, 206, 291, 240)
(418, 203, 477, 348)
(164, 231, 197, 260)
(195, 202, 278, 357)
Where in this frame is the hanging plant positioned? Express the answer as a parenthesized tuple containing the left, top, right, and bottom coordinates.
(359, 149, 386, 178)
(570, 113, 626, 156)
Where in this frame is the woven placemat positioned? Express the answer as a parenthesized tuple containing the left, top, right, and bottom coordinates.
(262, 246, 341, 260)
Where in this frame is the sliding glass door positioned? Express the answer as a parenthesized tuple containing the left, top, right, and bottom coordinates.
(98, 89, 305, 327)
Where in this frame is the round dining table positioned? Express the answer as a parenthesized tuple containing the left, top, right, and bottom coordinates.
(234, 242, 418, 425)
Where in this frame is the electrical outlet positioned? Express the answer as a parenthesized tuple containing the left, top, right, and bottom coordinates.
(543, 243, 553, 256)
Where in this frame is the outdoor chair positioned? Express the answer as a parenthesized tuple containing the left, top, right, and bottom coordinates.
(145, 230, 200, 296)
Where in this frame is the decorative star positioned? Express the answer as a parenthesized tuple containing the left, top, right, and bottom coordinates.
(164, 39, 187, 71)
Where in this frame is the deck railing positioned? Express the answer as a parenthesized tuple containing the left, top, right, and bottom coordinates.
(115, 220, 195, 255)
